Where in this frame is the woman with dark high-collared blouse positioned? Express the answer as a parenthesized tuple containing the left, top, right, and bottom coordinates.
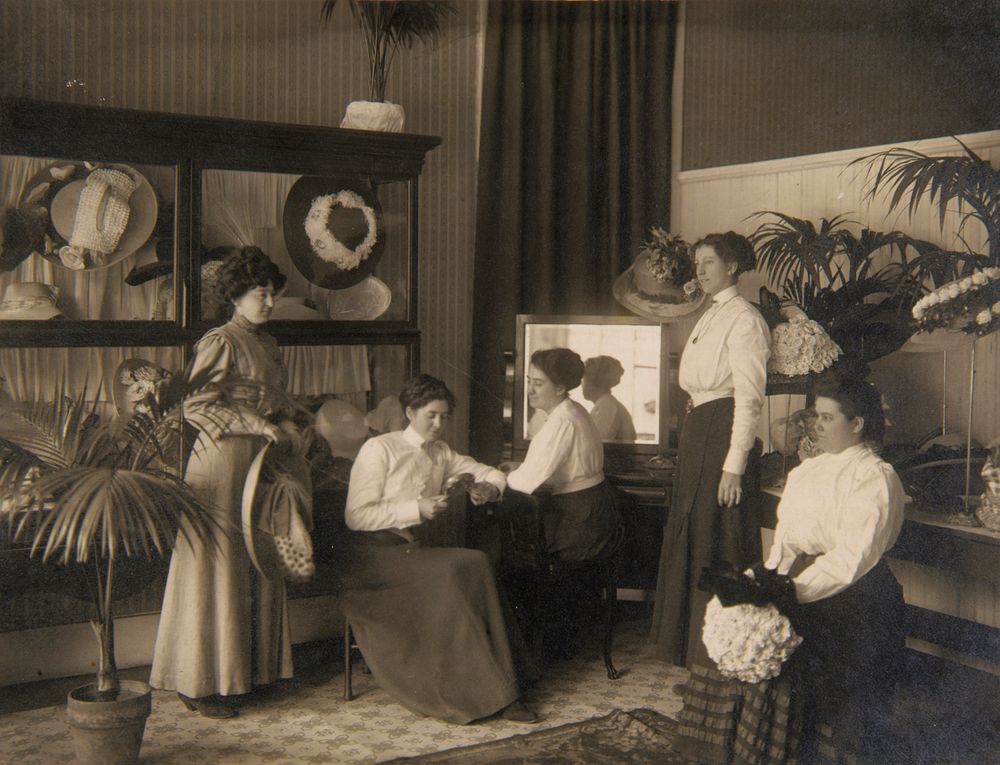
(650, 231, 771, 668)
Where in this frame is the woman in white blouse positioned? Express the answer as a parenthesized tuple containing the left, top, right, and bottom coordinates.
(673, 376, 907, 765)
(506, 347, 620, 562)
(582, 355, 637, 443)
(650, 231, 771, 668)
(765, 376, 905, 762)
(337, 374, 537, 725)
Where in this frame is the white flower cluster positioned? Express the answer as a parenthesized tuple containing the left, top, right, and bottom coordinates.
(304, 190, 378, 271)
(702, 596, 802, 684)
(768, 317, 842, 377)
(912, 267, 1000, 335)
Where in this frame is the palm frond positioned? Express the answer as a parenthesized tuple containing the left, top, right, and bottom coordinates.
(850, 143, 1000, 263)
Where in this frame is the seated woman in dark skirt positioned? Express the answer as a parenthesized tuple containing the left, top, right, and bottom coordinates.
(336, 374, 537, 725)
(673, 376, 907, 764)
(504, 348, 621, 657)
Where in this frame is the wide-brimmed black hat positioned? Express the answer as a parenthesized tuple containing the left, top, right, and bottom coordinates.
(282, 176, 384, 290)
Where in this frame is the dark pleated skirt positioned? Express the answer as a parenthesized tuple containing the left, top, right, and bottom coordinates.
(650, 397, 763, 667)
(542, 480, 620, 562)
(334, 538, 520, 724)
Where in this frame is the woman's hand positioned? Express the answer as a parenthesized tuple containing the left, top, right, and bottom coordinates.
(418, 496, 448, 520)
(469, 482, 500, 506)
(717, 470, 743, 508)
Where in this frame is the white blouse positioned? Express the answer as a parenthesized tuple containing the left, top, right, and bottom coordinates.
(589, 393, 637, 443)
(507, 398, 604, 496)
(345, 426, 507, 533)
(765, 444, 905, 603)
(678, 284, 770, 475)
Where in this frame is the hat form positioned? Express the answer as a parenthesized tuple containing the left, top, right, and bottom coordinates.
(325, 275, 392, 320)
(282, 176, 384, 290)
(613, 255, 707, 322)
(0, 281, 63, 320)
(314, 398, 369, 459)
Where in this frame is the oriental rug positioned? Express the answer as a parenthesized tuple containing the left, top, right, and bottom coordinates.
(382, 707, 686, 764)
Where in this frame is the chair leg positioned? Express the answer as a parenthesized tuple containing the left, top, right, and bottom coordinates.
(343, 617, 353, 701)
(603, 561, 620, 680)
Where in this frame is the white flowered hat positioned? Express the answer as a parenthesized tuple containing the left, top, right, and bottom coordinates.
(282, 176, 384, 290)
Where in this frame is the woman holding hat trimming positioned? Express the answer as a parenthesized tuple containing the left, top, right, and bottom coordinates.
(649, 232, 771, 669)
(338, 373, 537, 724)
(150, 247, 306, 718)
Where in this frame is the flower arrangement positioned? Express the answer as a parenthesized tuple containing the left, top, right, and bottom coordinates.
(702, 596, 803, 683)
(638, 227, 702, 301)
(768, 316, 843, 377)
(118, 363, 172, 416)
(911, 266, 1000, 336)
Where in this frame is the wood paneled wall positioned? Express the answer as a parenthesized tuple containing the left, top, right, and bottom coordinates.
(673, 131, 1000, 449)
(0, 0, 485, 450)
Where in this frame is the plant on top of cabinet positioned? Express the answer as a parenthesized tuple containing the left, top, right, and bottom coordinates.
(321, 0, 455, 131)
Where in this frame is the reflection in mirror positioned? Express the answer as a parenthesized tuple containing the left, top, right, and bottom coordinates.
(200, 169, 410, 323)
(516, 315, 670, 452)
(0, 154, 177, 321)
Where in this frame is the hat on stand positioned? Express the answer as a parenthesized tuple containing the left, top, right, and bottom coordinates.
(23, 162, 159, 271)
(282, 176, 384, 290)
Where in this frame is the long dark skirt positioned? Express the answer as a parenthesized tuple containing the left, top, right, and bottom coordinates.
(334, 536, 520, 724)
(543, 480, 621, 562)
(789, 559, 907, 763)
(650, 397, 763, 667)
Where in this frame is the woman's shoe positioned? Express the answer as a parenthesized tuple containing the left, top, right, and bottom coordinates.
(177, 692, 238, 718)
(500, 699, 539, 723)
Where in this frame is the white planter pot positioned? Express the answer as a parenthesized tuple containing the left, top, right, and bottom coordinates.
(341, 101, 405, 133)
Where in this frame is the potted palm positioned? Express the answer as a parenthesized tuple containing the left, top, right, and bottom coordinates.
(320, 0, 455, 131)
(0, 367, 228, 765)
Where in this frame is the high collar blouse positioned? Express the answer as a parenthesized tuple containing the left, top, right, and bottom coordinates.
(345, 425, 507, 534)
(764, 443, 905, 603)
(678, 284, 770, 475)
(506, 398, 604, 496)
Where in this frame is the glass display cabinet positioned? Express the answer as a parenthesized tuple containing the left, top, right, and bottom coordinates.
(0, 97, 440, 631)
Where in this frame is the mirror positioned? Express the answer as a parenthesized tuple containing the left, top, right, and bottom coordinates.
(514, 315, 672, 455)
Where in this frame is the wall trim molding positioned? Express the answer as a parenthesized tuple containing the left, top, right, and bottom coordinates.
(678, 130, 1000, 184)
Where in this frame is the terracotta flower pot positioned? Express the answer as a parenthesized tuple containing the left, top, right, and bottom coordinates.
(66, 680, 152, 765)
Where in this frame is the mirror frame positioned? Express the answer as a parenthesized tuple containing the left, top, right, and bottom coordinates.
(513, 314, 672, 457)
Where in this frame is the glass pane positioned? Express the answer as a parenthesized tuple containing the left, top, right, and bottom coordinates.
(0, 345, 184, 633)
(0, 154, 177, 321)
(199, 169, 410, 322)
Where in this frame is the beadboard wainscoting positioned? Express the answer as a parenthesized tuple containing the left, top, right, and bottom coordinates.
(672, 130, 1000, 450)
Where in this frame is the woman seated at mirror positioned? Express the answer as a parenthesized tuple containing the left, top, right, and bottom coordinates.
(150, 246, 306, 719)
(335, 373, 537, 725)
(673, 376, 907, 764)
(505, 348, 621, 660)
(582, 355, 636, 443)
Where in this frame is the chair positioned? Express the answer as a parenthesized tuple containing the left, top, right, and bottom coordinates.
(540, 522, 627, 680)
(343, 617, 371, 701)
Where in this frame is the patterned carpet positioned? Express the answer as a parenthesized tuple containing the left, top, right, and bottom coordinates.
(0, 617, 689, 764)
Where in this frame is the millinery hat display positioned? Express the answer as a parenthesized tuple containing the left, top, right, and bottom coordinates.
(0, 281, 64, 320)
(282, 176, 384, 290)
(314, 398, 370, 459)
(112, 357, 172, 417)
(325, 275, 392, 320)
(613, 228, 708, 322)
(20, 162, 158, 271)
(269, 295, 325, 321)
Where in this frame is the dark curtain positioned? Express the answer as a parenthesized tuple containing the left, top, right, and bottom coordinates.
(469, 1, 678, 462)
